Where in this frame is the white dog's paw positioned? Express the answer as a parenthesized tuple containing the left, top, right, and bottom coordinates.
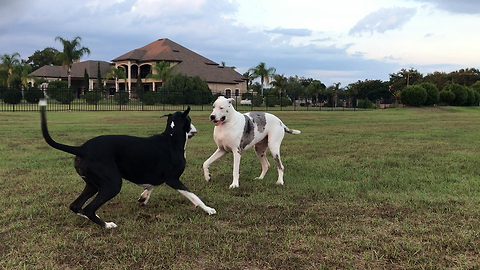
(229, 183, 239, 189)
(255, 176, 264, 180)
(204, 172, 211, 182)
(276, 180, 284, 186)
(204, 206, 217, 215)
(104, 222, 118, 229)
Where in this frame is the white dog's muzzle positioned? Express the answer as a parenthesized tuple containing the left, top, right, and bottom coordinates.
(210, 114, 226, 126)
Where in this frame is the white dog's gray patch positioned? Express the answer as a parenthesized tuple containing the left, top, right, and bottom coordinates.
(250, 112, 267, 133)
(239, 115, 255, 151)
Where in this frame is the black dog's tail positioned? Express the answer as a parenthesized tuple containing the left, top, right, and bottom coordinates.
(39, 100, 82, 156)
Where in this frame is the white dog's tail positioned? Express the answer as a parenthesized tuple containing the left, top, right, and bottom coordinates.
(283, 124, 301, 135)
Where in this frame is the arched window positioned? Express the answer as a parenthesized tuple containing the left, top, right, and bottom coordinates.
(131, 65, 138, 79)
(140, 64, 151, 79)
(225, 89, 232, 98)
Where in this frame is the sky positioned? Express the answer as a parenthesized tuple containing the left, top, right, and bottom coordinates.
(1, 0, 479, 87)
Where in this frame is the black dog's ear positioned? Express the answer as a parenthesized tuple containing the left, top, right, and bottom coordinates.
(182, 106, 191, 118)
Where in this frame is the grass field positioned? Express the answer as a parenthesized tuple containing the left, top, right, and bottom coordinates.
(1, 107, 480, 269)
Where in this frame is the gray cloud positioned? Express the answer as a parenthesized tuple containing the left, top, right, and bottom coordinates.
(412, 0, 480, 14)
(0, 0, 442, 87)
(264, 27, 312, 37)
(349, 7, 417, 36)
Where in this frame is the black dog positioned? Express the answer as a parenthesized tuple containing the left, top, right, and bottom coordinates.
(39, 100, 216, 229)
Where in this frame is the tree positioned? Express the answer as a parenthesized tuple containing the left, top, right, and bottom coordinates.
(419, 82, 439, 106)
(242, 71, 255, 90)
(271, 74, 288, 95)
(389, 68, 423, 92)
(55, 36, 91, 88)
(248, 62, 276, 96)
(443, 83, 468, 106)
(26, 47, 61, 72)
(449, 68, 480, 87)
(84, 68, 90, 91)
(401, 85, 427, 107)
(330, 82, 341, 108)
(0, 53, 21, 77)
(1, 53, 22, 87)
(349, 79, 389, 101)
(146, 61, 176, 87)
(104, 66, 126, 92)
(305, 80, 326, 105)
(96, 62, 103, 92)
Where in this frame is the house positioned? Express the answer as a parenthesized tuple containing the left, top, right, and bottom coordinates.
(29, 38, 247, 98)
(112, 38, 247, 97)
(29, 60, 114, 97)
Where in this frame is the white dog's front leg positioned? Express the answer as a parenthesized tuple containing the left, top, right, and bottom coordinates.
(203, 148, 227, 181)
(230, 151, 241, 189)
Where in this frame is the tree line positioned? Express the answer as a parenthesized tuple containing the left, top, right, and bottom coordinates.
(2, 36, 479, 107)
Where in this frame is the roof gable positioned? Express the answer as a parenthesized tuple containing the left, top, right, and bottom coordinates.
(30, 60, 112, 78)
(113, 38, 245, 84)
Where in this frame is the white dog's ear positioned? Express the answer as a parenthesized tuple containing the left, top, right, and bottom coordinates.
(228, 98, 234, 104)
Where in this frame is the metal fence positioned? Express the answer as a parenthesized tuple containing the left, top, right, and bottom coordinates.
(0, 88, 372, 112)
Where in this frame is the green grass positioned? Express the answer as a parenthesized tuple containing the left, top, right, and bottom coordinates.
(2, 107, 480, 269)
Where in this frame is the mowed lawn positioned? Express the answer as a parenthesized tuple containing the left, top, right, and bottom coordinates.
(1, 106, 480, 269)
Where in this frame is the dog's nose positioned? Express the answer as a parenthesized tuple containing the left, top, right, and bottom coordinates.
(210, 115, 216, 121)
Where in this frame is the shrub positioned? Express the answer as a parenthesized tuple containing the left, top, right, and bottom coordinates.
(279, 97, 292, 107)
(85, 91, 102, 105)
(114, 91, 130, 105)
(265, 95, 279, 107)
(439, 90, 455, 105)
(252, 95, 264, 107)
(444, 83, 468, 106)
(464, 88, 476, 106)
(168, 92, 183, 105)
(420, 82, 439, 106)
(3, 88, 22, 104)
(357, 99, 373, 109)
(24, 87, 44, 104)
(143, 91, 161, 105)
(400, 85, 427, 107)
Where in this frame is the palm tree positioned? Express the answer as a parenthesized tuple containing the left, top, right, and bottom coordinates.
(248, 62, 276, 96)
(271, 74, 288, 95)
(55, 36, 91, 88)
(332, 82, 341, 108)
(1, 53, 21, 77)
(242, 71, 255, 91)
(16, 64, 34, 88)
(146, 61, 176, 88)
(104, 66, 126, 92)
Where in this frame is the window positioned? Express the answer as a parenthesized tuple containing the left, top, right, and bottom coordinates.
(225, 89, 231, 98)
(140, 65, 151, 79)
(235, 89, 239, 96)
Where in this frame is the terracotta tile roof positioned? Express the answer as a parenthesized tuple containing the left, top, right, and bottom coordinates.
(30, 60, 112, 78)
(113, 38, 245, 84)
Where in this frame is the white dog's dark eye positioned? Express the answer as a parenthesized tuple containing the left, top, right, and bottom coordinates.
(220, 106, 224, 110)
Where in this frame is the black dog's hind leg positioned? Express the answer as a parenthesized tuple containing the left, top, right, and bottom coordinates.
(166, 179, 217, 215)
(70, 182, 98, 216)
(78, 171, 123, 229)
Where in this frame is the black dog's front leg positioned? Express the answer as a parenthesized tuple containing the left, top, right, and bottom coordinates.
(166, 179, 217, 215)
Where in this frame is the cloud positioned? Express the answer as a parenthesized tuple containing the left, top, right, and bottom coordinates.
(264, 27, 312, 37)
(349, 7, 417, 36)
(412, 0, 480, 14)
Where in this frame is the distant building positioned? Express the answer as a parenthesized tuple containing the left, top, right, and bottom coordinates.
(29, 38, 246, 98)
(112, 38, 247, 97)
(29, 60, 112, 97)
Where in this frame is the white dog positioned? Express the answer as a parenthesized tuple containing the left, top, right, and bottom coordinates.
(203, 96, 301, 188)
